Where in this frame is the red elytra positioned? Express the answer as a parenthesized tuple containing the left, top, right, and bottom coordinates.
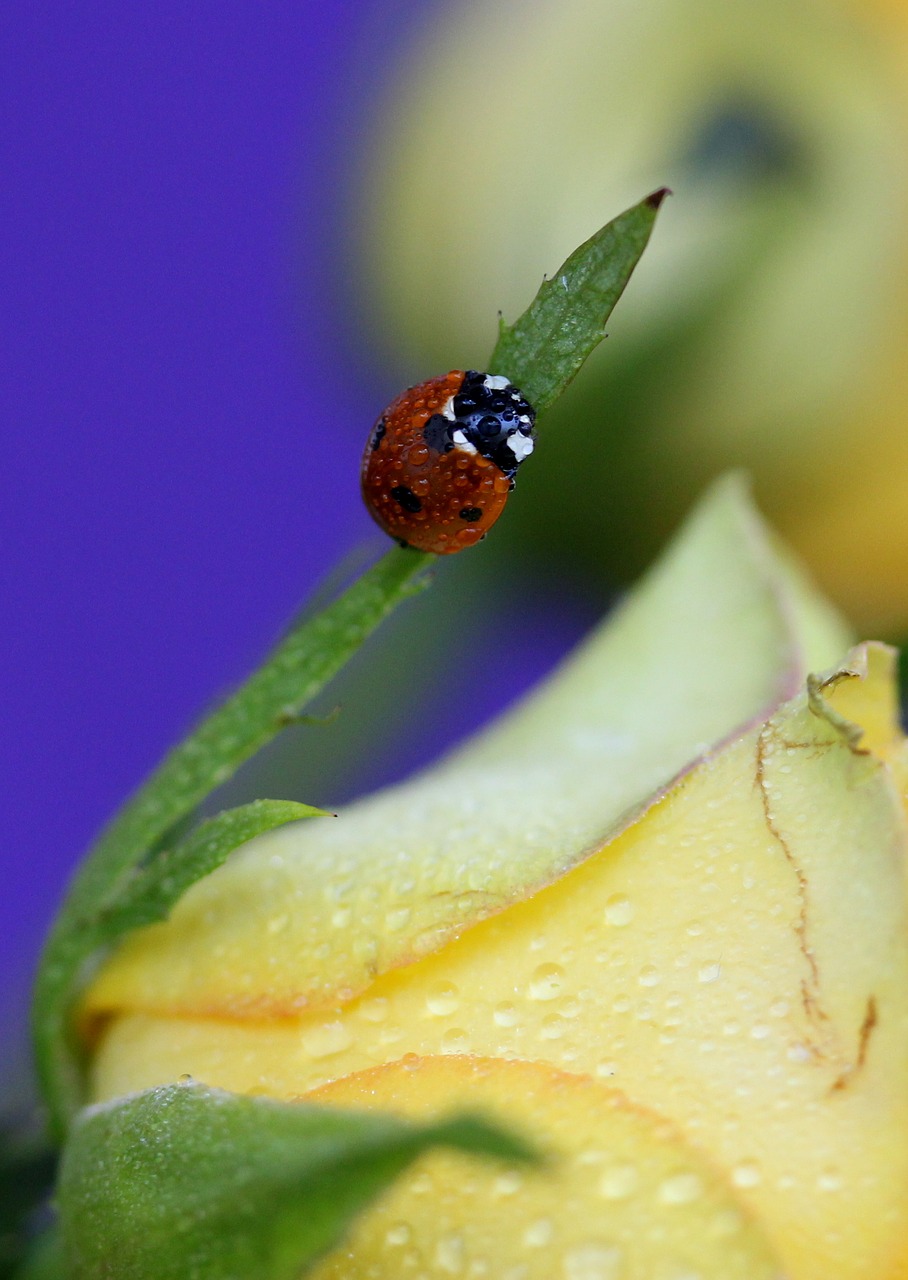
(361, 369, 535, 555)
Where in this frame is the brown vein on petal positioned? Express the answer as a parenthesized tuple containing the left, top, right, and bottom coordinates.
(830, 996, 879, 1093)
(755, 726, 829, 1039)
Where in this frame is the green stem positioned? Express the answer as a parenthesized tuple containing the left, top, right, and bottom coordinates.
(33, 547, 433, 1139)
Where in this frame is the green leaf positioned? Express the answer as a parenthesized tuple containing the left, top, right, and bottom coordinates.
(489, 189, 668, 414)
(94, 799, 330, 934)
(58, 1082, 536, 1280)
(33, 547, 433, 1140)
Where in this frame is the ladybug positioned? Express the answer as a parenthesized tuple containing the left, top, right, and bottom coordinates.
(361, 369, 536, 554)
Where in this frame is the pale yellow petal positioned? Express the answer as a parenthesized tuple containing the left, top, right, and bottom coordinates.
(306, 1055, 784, 1280)
(91, 646, 908, 1279)
(84, 477, 849, 1021)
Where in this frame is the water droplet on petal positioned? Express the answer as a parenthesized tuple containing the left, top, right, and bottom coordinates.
(493, 1169, 523, 1197)
(523, 1218, 554, 1248)
(385, 1222, 412, 1247)
(357, 997, 389, 1023)
(658, 1172, 704, 1205)
(604, 895, 634, 927)
(698, 963, 722, 984)
(426, 981, 460, 1016)
(493, 1001, 519, 1027)
(561, 1242, 624, 1280)
(528, 963, 566, 1001)
(817, 1170, 843, 1193)
(540, 1013, 566, 1040)
(598, 1163, 639, 1200)
(441, 1027, 471, 1053)
(732, 1160, 762, 1189)
(385, 906, 411, 932)
(436, 1233, 466, 1274)
(299, 1020, 353, 1059)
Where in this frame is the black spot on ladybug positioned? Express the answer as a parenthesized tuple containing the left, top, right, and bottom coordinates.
(390, 485, 422, 513)
(459, 507, 482, 522)
(371, 418, 387, 450)
(423, 413, 453, 453)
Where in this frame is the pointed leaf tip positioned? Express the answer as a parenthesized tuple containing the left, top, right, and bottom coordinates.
(646, 186, 671, 208)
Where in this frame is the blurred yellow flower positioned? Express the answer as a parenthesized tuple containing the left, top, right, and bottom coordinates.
(361, 0, 908, 633)
(82, 479, 908, 1279)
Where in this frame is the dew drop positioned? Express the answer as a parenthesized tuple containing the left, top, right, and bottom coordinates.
(638, 965, 661, 988)
(441, 1027, 471, 1053)
(750, 1023, 770, 1040)
(385, 906, 412, 932)
(523, 1218, 554, 1248)
(595, 1061, 618, 1078)
(598, 1163, 639, 1200)
(436, 1233, 466, 1274)
(426, 981, 460, 1016)
(493, 1001, 519, 1027)
(817, 1170, 843, 1193)
(658, 1172, 704, 1205)
(330, 907, 351, 929)
(493, 1169, 523, 1197)
(540, 1013, 566, 1040)
(385, 1222, 412, 1247)
(299, 1020, 353, 1060)
(711, 1207, 744, 1238)
(698, 963, 722, 984)
(732, 1160, 762, 1189)
(769, 999, 789, 1018)
(528, 963, 566, 1001)
(266, 913, 289, 935)
(357, 996, 389, 1023)
(604, 895, 634, 927)
(562, 1242, 624, 1280)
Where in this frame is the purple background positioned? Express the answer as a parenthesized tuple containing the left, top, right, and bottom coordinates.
(1, 2, 591, 1091)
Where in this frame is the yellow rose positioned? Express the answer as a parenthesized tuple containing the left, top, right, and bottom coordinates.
(361, 0, 908, 632)
(81, 478, 908, 1279)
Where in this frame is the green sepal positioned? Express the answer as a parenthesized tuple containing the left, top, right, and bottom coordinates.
(91, 799, 330, 934)
(489, 189, 668, 413)
(33, 547, 433, 1139)
(58, 1081, 536, 1280)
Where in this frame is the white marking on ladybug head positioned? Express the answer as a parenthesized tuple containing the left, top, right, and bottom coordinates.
(483, 374, 512, 391)
(451, 429, 478, 455)
(507, 432, 535, 463)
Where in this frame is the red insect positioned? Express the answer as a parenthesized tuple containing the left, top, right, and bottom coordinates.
(361, 369, 536, 555)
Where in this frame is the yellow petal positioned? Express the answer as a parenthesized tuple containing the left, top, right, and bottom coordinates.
(84, 477, 849, 1022)
(305, 1055, 784, 1280)
(91, 644, 908, 1279)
